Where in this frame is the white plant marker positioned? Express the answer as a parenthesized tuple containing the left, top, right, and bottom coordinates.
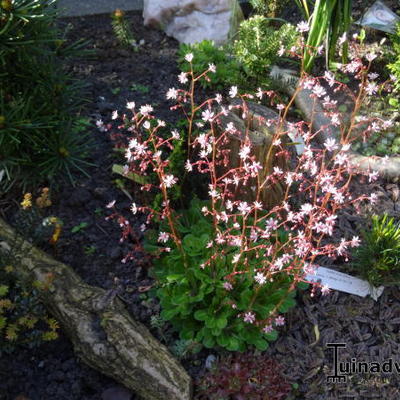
(306, 266, 385, 301)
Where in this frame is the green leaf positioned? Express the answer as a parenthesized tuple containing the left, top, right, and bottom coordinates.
(215, 316, 228, 330)
(166, 274, 186, 283)
(278, 296, 296, 313)
(226, 336, 240, 351)
(205, 317, 217, 329)
(253, 304, 273, 320)
(254, 338, 269, 351)
(216, 334, 230, 347)
(143, 242, 162, 254)
(194, 309, 209, 321)
(160, 308, 179, 321)
(203, 334, 215, 349)
(237, 289, 253, 309)
(264, 330, 278, 342)
(297, 281, 309, 290)
(180, 328, 195, 340)
(0, 285, 9, 297)
(112, 164, 148, 185)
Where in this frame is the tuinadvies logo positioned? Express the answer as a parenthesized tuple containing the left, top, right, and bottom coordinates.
(326, 343, 400, 383)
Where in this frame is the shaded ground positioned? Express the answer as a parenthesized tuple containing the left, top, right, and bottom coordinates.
(0, 11, 180, 400)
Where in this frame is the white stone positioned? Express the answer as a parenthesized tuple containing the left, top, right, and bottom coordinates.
(143, 0, 243, 45)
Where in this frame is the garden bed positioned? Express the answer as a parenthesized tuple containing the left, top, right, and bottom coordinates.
(2, 4, 400, 400)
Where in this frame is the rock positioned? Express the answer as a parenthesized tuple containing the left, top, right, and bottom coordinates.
(101, 386, 133, 400)
(143, 0, 243, 45)
(205, 354, 217, 370)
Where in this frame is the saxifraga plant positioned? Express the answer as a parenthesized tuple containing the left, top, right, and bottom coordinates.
(105, 33, 384, 352)
(351, 214, 400, 287)
(0, 0, 92, 192)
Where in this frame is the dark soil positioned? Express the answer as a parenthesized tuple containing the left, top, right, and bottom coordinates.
(2, 3, 400, 400)
(0, 11, 182, 400)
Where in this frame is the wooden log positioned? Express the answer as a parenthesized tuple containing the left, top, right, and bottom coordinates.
(0, 217, 192, 400)
(271, 66, 400, 181)
(216, 100, 288, 208)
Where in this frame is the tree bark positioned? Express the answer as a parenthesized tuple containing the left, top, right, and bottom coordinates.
(0, 217, 192, 400)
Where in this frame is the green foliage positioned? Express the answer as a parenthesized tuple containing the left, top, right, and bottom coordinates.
(130, 83, 150, 94)
(302, 0, 352, 72)
(146, 198, 300, 352)
(71, 221, 89, 233)
(178, 40, 241, 89)
(170, 339, 202, 360)
(249, 0, 289, 17)
(0, 0, 91, 192)
(351, 215, 400, 286)
(233, 16, 298, 85)
(0, 255, 58, 354)
(388, 22, 400, 93)
(111, 9, 137, 50)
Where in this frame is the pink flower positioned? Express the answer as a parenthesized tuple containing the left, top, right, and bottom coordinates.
(263, 324, 273, 333)
(365, 82, 378, 95)
(276, 104, 285, 111)
(126, 101, 135, 110)
(350, 236, 361, 247)
(369, 193, 378, 204)
(324, 138, 338, 152)
(368, 171, 379, 183)
(223, 281, 233, 291)
(158, 232, 169, 243)
(312, 85, 326, 98)
(178, 72, 188, 84)
(185, 160, 193, 172)
(229, 86, 238, 98)
(255, 272, 266, 285)
(139, 104, 153, 116)
(239, 145, 251, 160)
(166, 88, 178, 100)
(238, 201, 251, 215)
(185, 53, 194, 62)
(296, 21, 309, 33)
(162, 174, 177, 188)
(274, 316, 285, 326)
(208, 63, 216, 73)
(321, 284, 330, 295)
(201, 109, 214, 122)
(324, 71, 335, 87)
(243, 312, 256, 324)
